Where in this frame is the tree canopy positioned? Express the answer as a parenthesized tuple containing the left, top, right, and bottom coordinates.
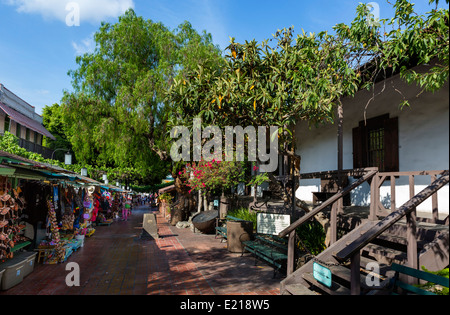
(167, 0, 449, 157)
(52, 0, 448, 187)
(61, 9, 223, 185)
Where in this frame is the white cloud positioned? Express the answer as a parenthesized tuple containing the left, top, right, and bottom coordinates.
(71, 33, 95, 55)
(35, 89, 50, 95)
(4, 0, 135, 24)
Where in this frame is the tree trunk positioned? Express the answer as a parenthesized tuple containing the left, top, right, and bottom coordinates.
(203, 192, 208, 211)
(197, 190, 202, 212)
(170, 175, 192, 226)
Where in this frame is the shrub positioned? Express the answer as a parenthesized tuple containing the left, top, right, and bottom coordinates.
(295, 220, 326, 256)
(227, 207, 257, 230)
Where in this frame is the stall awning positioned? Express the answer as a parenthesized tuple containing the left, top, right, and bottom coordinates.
(0, 102, 55, 140)
(7, 166, 48, 180)
(0, 164, 15, 176)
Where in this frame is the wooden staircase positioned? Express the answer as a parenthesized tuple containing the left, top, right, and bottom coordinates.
(281, 219, 449, 295)
(279, 169, 449, 295)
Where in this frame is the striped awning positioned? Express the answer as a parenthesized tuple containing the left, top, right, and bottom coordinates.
(0, 102, 55, 140)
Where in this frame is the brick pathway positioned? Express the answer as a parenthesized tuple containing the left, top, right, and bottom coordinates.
(0, 206, 281, 295)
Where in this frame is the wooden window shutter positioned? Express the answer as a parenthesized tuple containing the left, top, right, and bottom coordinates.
(383, 117, 399, 172)
(352, 124, 366, 169)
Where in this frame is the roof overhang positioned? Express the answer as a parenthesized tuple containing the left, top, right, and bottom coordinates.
(0, 102, 56, 140)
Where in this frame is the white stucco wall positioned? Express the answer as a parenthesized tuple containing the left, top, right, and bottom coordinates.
(294, 68, 449, 215)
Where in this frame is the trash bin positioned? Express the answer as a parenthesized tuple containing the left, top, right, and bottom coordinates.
(0, 256, 26, 290)
(227, 220, 253, 253)
(12, 251, 37, 278)
(0, 269, 4, 288)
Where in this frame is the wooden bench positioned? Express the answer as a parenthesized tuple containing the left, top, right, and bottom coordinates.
(215, 215, 245, 241)
(390, 263, 449, 295)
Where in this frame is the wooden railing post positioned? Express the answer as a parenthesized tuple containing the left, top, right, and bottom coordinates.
(390, 175, 396, 211)
(330, 201, 337, 245)
(350, 252, 361, 295)
(287, 230, 296, 276)
(431, 174, 438, 223)
(369, 175, 378, 221)
(407, 175, 418, 283)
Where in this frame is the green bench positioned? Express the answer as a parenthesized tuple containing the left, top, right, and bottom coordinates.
(240, 213, 290, 278)
(390, 263, 449, 295)
(215, 215, 245, 241)
(242, 234, 288, 278)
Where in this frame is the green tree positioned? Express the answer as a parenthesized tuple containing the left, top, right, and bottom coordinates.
(62, 8, 224, 223)
(42, 103, 73, 162)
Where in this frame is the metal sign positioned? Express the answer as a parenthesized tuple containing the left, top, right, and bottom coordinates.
(256, 213, 291, 235)
(313, 262, 332, 288)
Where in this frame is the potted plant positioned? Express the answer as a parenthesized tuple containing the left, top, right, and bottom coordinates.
(158, 192, 173, 218)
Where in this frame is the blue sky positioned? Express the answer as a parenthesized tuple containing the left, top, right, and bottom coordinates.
(0, 0, 444, 115)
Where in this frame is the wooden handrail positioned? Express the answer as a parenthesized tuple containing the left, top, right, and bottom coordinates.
(299, 167, 378, 179)
(334, 170, 449, 262)
(278, 169, 378, 238)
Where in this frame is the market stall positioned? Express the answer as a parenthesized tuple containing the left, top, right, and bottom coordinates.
(0, 150, 127, 290)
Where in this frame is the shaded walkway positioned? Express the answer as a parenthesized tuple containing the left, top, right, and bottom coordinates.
(1, 205, 280, 295)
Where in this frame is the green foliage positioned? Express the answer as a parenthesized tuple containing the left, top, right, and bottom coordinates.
(227, 207, 257, 230)
(0, 131, 161, 186)
(40, 1, 448, 188)
(0, 132, 50, 163)
(180, 160, 245, 195)
(419, 266, 449, 295)
(168, 0, 449, 155)
(41, 103, 73, 162)
(63, 8, 223, 174)
(247, 171, 269, 187)
(295, 220, 326, 256)
(159, 192, 174, 204)
(130, 181, 173, 193)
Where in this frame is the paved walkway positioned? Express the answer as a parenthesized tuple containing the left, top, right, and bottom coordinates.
(1, 205, 281, 295)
